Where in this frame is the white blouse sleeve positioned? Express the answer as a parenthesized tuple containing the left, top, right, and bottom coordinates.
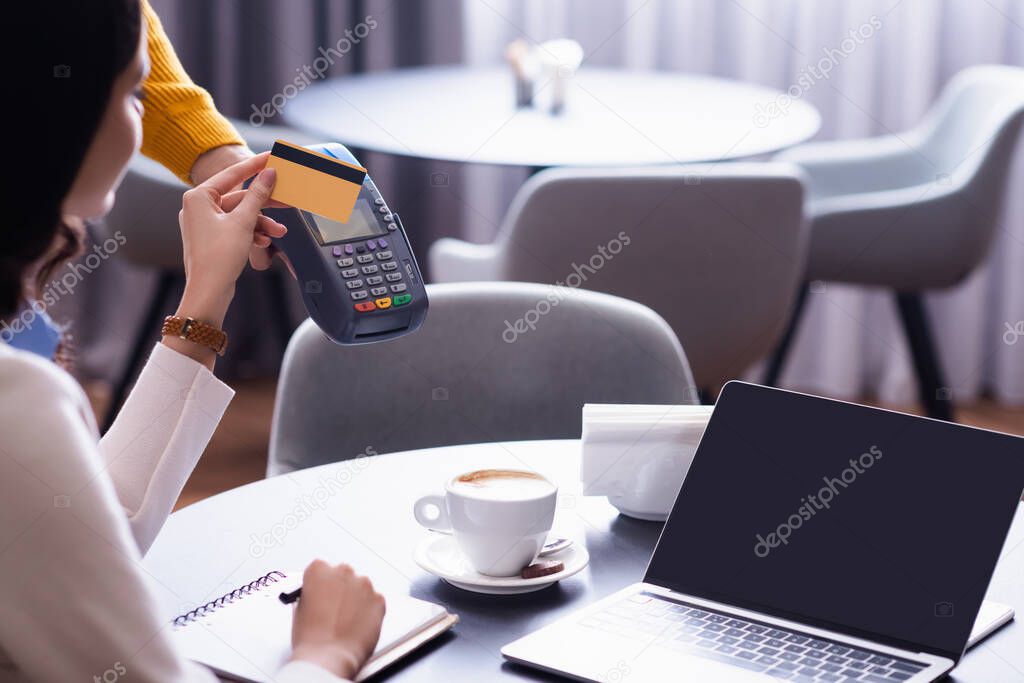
(98, 343, 235, 554)
(0, 346, 349, 682)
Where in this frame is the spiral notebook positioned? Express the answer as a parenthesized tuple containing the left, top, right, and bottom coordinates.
(171, 570, 457, 682)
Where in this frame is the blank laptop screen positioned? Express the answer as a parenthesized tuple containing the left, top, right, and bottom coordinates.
(645, 382, 1024, 660)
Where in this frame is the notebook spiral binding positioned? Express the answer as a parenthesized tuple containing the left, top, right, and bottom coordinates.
(173, 570, 288, 626)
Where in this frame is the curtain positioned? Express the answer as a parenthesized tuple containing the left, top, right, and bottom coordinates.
(458, 0, 1024, 405)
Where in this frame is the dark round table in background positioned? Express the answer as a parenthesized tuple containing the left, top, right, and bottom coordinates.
(285, 66, 821, 167)
(144, 440, 1024, 681)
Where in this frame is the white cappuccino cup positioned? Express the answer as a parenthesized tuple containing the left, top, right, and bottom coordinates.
(413, 469, 557, 577)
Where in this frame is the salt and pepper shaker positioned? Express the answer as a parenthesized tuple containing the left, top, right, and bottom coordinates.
(506, 39, 538, 108)
(506, 38, 583, 115)
(538, 39, 584, 115)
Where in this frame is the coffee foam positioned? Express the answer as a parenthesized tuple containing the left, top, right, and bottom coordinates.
(450, 469, 554, 500)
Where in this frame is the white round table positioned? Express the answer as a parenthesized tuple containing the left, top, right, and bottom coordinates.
(284, 66, 821, 167)
(144, 440, 1024, 681)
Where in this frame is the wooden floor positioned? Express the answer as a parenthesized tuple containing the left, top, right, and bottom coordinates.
(150, 380, 1024, 510)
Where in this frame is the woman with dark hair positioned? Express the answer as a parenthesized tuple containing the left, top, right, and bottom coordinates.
(0, 2, 384, 681)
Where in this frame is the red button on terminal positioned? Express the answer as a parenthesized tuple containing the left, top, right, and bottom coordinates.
(354, 302, 376, 312)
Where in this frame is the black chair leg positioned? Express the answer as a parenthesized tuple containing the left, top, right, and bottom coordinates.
(894, 292, 954, 422)
(762, 281, 811, 387)
(265, 265, 296, 353)
(102, 271, 179, 432)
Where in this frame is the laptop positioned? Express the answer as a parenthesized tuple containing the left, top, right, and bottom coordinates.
(503, 382, 1024, 682)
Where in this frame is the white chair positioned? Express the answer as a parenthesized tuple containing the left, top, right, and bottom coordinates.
(429, 164, 808, 393)
(268, 282, 698, 475)
(762, 65, 1024, 420)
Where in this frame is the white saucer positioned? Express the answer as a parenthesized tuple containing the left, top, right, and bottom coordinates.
(413, 534, 589, 595)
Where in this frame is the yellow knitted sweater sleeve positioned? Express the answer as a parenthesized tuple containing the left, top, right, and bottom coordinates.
(139, 0, 245, 183)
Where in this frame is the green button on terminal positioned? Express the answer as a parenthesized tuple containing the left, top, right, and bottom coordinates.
(392, 294, 412, 306)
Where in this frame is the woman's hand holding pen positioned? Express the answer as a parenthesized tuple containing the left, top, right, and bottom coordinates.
(290, 560, 386, 680)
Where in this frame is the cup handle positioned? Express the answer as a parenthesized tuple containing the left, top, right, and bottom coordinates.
(413, 494, 451, 531)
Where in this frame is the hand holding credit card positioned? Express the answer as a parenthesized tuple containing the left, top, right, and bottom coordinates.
(253, 139, 428, 345)
(265, 139, 367, 223)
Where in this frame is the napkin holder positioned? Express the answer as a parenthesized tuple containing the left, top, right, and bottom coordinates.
(580, 404, 713, 521)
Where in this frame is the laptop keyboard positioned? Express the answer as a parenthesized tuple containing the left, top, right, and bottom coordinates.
(580, 593, 929, 682)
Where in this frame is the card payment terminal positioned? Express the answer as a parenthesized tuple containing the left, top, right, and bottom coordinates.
(260, 143, 427, 345)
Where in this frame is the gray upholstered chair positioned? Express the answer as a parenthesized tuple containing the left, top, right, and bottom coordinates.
(95, 120, 316, 429)
(268, 282, 698, 475)
(762, 65, 1024, 420)
(428, 164, 808, 394)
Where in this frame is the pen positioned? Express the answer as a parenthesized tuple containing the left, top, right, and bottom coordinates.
(279, 587, 302, 604)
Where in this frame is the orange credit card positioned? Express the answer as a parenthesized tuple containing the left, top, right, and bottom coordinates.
(265, 140, 367, 223)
